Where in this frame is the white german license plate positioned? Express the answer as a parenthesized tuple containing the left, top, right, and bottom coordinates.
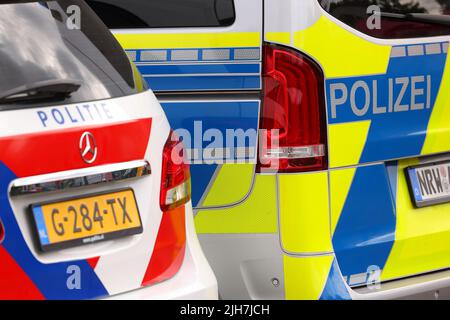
(406, 161, 450, 208)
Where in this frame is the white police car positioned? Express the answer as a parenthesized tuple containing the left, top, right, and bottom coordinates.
(0, 0, 217, 300)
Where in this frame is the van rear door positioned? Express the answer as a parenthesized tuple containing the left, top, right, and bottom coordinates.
(264, 0, 450, 288)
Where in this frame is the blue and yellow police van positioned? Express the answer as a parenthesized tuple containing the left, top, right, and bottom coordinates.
(88, 0, 450, 300)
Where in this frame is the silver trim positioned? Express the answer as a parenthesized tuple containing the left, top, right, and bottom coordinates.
(140, 50, 167, 62)
(391, 46, 407, 58)
(234, 48, 261, 60)
(125, 51, 137, 62)
(202, 49, 231, 61)
(425, 43, 442, 55)
(171, 49, 199, 61)
(263, 145, 325, 159)
(79, 131, 98, 164)
(408, 44, 425, 56)
(353, 267, 450, 299)
(10, 160, 151, 196)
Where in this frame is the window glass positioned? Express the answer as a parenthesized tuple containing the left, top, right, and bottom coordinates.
(319, 0, 450, 39)
(86, 0, 236, 29)
(0, 0, 142, 110)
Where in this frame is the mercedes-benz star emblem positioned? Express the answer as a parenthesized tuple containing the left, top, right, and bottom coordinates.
(79, 132, 98, 164)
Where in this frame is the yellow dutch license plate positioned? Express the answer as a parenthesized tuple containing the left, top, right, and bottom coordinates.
(31, 189, 143, 252)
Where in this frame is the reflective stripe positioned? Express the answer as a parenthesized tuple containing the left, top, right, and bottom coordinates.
(195, 175, 277, 234)
(203, 49, 231, 61)
(265, 32, 290, 45)
(425, 43, 442, 55)
(408, 45, 425, 56)
(234, 48, 261, 60)
(140, 50, 167, 62)
(391, 46, 407, 58)
(332, 164, 396, 284)
(127, 47, 261, 63)
(283, 254, 334, 300)
(125, 51, 137, 61)
(200, 164, 254, 208)
(115, 32, 261, 50)
(279, 172, 332, 253)
(329, 168, 356, 236)
(325, 42, 447, 167)
(320, 259, 351, 300)
(422, 46, 450, 155)
(328, 121, 371, 168)
(293, 16, 391, 78)
(128, 50, 261, 91)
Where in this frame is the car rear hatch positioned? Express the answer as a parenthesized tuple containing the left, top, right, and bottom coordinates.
(0, 0, 185, 300)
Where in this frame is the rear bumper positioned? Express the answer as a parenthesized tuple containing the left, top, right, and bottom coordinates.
(351, 268, 450, 300)
(105, 203, 218, 300)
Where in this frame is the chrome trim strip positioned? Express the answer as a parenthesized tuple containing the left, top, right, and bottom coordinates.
(10, 160, 151, 196)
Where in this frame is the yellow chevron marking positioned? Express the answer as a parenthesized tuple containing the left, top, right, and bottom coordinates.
(279, 172, 332, 253)
(195, 175, 277, 234)
(284, 254, 334, 300)
(293, 16, 391, 78)
(422, 53, 450, 155)
(202, 164, 254, 207)
(330, 168, 356, 236)
(328, 120, 371, 168)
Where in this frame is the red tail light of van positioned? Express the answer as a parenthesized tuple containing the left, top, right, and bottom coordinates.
(257, 44, 328, 173)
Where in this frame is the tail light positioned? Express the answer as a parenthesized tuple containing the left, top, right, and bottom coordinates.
(159, 130, 191, 211)
(141, 131, 190, 287)
(257, 43, 327, 173)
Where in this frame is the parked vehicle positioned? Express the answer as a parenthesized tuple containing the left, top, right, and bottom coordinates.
(0, 0, 217, 300)
(89, 0, 450, 299)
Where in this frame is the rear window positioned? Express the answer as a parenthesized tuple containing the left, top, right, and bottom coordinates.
(0, 0, 142, 110)
(86, 0, 236, 29)
(319, 0, 450, 39)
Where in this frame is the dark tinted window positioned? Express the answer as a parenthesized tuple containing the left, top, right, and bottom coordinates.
(319, 0, 450, 39)
(86, 0, 235, 29)
(0, 0, 143, 110)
